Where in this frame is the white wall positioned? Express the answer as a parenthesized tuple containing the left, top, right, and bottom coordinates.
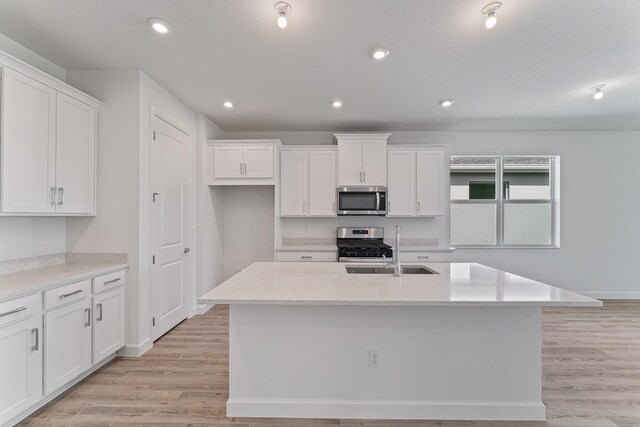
(226, 130, 640, 298)
(64, 69, 142, 348)
(0, 35, 68, 262)
(195, 114, 225, 301)
(222, 186, 275, 279)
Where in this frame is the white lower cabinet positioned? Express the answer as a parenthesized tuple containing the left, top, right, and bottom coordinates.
(276, 251, 337, 262)
(0, 299, 42, 426)
(44, 297, 92, 395)
(93, 285, 125, 364)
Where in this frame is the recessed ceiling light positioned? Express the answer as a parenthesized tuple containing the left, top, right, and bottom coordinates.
(147, 17, 172, 34)
(223, 101, 233, 108)
(332, 100, 343, 108)
(274, 2, 291, 29)
(370, 48, 390, 60)
(481, 2, 502, 29)
(439, 99, 454, 108)
(592, 85, 605, 100)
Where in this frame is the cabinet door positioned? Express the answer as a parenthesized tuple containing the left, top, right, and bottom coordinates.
(280, 151, 308, 216)
(44, 298, 92, 395)
(309, 151, 337, 216)
(387, 150, 416, 216)
(244, 146, 274, 178)
(416, 150, 444, 216)
(361, 140, 387, 186)
(213, 146, 244, 179)
(55, 93, 96, 214)
(337, 140, 362, 186)
(93, 287, 125, 365)
(0, 316, 42, 425)
(1, 67, 56, 213)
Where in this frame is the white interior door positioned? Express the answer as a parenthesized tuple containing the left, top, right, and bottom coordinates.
(309, 150, 337, 216)
(55, 93, 96, 214)
(1, 67, 56, 213)
(387, 150, 416, 216)
(280, 150, 308, 216)
(150, 115, 189, 341)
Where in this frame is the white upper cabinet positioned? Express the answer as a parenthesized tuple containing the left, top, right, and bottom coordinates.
(280, 150, 308, 216)
(280, 147, 337, 217)
(335, 134, 389, 186)
(55, 93, 96, 214)
(0, 56, 100, 216)
(1, 67, 57, 213)
(387, 150, 416, 216)
(309, 150, 337, 216)
(416, 149, 444, 216)
(208, 140, 281, 185)
(387, 147, 445, 217)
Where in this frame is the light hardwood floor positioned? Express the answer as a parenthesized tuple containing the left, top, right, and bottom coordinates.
(19, 301, 640, 427)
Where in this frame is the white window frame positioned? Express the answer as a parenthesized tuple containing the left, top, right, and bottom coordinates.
(450, 155, 560, 249)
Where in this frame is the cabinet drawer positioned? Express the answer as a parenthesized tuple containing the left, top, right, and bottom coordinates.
(399, 252, 452, 263)
(44, 279, 91, 310)
(0, 293, 39, 328)
(276, 251, 337, 262)
(93, 270, 126, 294)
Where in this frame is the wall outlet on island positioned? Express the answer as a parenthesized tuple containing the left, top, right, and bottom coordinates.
(369, 349, 380, 368)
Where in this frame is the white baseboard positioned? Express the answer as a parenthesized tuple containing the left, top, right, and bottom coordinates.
(196, 303, 214, 315)
(580, 292, 640, 299)
(119, 337, 152, 357)
(227, 398, 546, 421)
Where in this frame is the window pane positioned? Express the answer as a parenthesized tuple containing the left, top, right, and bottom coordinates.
(503, 157, 551, 200)
(503, 203, 552, 245)
(450, 158, 497, 200)
(451, 203, 497, 245)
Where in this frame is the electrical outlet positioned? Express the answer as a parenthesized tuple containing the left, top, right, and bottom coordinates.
(369, 349, 380, 368)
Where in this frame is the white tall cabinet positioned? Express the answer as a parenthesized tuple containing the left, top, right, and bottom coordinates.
(280, 147, 337, 217)
(387, 146, 445, 217)
(0, 53, 99, 216)
(335, 134, 389, 186)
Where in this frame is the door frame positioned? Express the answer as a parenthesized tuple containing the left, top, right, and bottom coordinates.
(148, 108, 195, 342)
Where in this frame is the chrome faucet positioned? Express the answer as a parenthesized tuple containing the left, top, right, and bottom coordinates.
(382, 225, 402, 276)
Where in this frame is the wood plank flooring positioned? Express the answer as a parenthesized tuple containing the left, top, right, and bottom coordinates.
(19, 301, 640, 427)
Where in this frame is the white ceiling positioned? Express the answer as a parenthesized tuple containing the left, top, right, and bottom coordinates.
(0, 0, 638, 132)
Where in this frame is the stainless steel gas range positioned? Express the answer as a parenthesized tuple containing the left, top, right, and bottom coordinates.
(336, 227, 392, 263)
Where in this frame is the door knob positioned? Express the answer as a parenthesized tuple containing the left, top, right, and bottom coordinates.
(184, 247, 191, 254)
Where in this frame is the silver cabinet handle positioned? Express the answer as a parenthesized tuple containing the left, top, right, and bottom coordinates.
(388, 201, 391, 212)
(0, 306, 26, 318)
(301, 256, 312, 260)
(302, 201, 306, 213)
(97, 303, 103, 322)
(58, 187, 64, 205)
(245, 163, 247, 175)
(359, 171, 363, 183)
(333, 201, 335, 213)
(239, 163, 242, 175)
(104, 278, 121, 285)
(59, 289, 82, 299)
(31, 328, 39, 351)
(51, 187, 57, 205)
(363, 171, 366, 183)
(417, 256, 429, 260)
(84, 307, 91, 326)
(418, 201, 421, 212)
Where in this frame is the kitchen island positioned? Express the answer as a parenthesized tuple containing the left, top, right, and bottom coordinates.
(199, 262, 601, 421)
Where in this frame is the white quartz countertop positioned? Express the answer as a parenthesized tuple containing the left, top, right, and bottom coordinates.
(199, 262, 602, 307)
(0, 262, 128, 302)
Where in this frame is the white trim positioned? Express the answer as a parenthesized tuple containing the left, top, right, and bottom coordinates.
(207, 139, 283, 148)
(579, 292, 640, 300)
(119, 338, 152, 357)
(227, 398, 546, 421)
(333, 133, 392, 141)
(281, 145, 337, 151)
(6, 354, 116, 426)
(196, 303, 214, 315)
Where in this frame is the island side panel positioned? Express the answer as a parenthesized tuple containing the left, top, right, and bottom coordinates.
(227, 304, 544, 421)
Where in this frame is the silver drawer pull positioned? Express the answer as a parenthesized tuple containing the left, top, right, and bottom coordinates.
(103, 278, 121, 285)
(31, 328, 39, 351)
(301, 256, 313, 259)
(0, 306, 27, 318)
(417, 256, 429, 260)
(59, 289, 83, 299)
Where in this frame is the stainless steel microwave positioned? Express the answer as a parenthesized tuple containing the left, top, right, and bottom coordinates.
(337, 186, 387, 216)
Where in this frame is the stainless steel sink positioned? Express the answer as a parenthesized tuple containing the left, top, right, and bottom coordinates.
(345, 265, 438, 275)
